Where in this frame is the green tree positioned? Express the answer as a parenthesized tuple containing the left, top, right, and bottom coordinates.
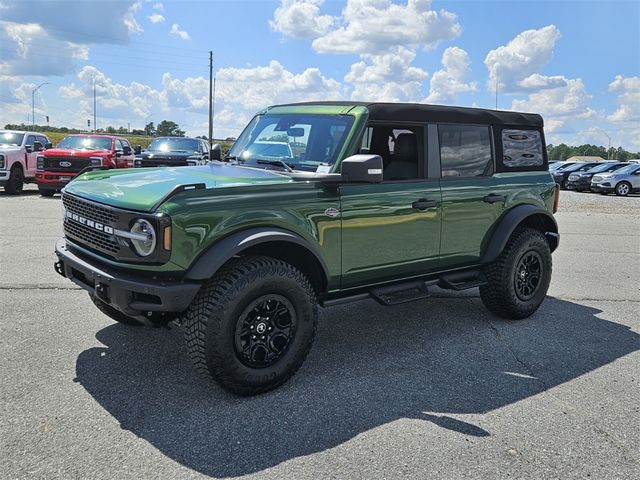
(156, 120, 185, 137)
(145, 122, 156, 137)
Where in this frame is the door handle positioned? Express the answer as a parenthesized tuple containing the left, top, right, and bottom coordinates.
(412, 199, 437, 210)
(483, 194, 505, 204)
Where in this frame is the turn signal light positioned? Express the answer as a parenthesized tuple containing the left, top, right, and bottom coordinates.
(163, 226, 171, 250)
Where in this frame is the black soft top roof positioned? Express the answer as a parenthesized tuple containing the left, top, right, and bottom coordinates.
(279, 101, 543, 128)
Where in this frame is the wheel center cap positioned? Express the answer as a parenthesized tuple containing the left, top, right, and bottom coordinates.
(256, 322, 267, 334)
(520, 270, 527, 279)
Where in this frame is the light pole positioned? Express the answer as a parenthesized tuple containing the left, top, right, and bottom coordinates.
(596, 128, 612, 160)
(93, 78, 97, 133)
(32, 82, 49, 131)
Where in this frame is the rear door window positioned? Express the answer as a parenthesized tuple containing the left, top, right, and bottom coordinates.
(439, 125, 493, 178)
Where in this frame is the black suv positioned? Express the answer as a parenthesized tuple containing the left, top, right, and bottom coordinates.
(552, 161, 601, 189)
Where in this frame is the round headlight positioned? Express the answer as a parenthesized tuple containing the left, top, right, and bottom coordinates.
(130, 219, 156, 256)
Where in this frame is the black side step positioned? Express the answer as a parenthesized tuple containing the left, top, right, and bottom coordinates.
(438, 270, 487, 291)
(370, 281, 430, 306)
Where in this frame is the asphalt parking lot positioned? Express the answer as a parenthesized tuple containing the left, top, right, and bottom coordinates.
(1, 186, 638, 480)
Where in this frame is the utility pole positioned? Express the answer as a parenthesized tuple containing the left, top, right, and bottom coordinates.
(32, 82, 49, 131)
(208, 51, 213, 147)
(93, 78, 97, 133)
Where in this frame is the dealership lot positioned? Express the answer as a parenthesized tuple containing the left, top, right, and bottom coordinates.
(1, 186, 638, 479)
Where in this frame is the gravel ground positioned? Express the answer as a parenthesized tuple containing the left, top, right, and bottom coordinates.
(0, 186, 638, 480)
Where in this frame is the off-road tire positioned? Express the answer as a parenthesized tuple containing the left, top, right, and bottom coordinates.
(615, 181, 631, 197)
(5, 166, 24, 195)
(90, 294, 142, 326)
(39, 188, 55, 197)
(480, 227, 552, 320)
(183, 256, 317, 396)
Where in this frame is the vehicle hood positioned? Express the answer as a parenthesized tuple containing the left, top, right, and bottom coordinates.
(44, 148, 112, 157)
(137, 151, 197, 159)
(0, 145, 22, 154)
(63, 162, 292, 211)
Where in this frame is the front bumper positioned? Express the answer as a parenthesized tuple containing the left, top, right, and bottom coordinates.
(565, 178, 591, 190)
(36, 171, 77, 190)
(54, 238, 201, 317)
(590, 184, 613, 193)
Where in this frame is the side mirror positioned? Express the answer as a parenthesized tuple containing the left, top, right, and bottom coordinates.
(122, 145, 132, 156)
(340, 154, 383, 183)
(44, 142, 53, 150)
(32, 141, 43, 152)
(134, 145, 142, 155)
(211, 143, 222, 161)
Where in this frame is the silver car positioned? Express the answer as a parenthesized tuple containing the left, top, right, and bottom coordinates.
(591, 163, 640, 196)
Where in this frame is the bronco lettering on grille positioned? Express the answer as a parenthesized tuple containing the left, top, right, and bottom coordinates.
(65, 210, 114, 234)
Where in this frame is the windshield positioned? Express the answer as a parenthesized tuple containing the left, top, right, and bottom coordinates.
(147, 138, 199, 153)
(0, 131, 25, 147)
(613, 164, 640, 175)
(58, 136, 113, 150)
(562, 162, 594, 172)
(587, 163, 626, 173)
(228, 114, 355, 172)
(549, 162, 566, 170)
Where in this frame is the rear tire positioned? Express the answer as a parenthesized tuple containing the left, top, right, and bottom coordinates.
(615, 181, 631, 197)
(5, 166, 24, 195)
(183, 256, 317, 395)
(480, 228, 552, 319)
(90, 294, 142, 326)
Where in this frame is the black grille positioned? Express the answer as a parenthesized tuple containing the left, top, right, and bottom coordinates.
(63, 194, 118, 225)
(64, 219, 120, 254)
(44, 157, 91, 172)
(62, 194, 120, 256)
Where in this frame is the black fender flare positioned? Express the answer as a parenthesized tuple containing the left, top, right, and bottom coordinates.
(481, 204, 559, 264)
(185, 227, 330, 283)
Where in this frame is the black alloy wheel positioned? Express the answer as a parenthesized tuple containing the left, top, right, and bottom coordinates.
(234, 295, 297, 368)
(513, 251, 543, 301)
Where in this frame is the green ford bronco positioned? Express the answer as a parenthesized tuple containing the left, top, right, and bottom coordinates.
(54, 102, 559, 395)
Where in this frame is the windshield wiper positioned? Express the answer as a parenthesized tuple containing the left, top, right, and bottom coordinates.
(256, 159, 294, 172)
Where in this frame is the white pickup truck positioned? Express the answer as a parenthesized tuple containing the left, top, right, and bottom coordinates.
(0, 130, 52, 194)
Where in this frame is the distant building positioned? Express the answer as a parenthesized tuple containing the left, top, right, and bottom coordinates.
(566, 155, 605, 162)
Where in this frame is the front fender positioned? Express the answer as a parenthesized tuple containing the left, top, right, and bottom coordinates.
(185, 227, 330, 283)
(481, 204, 559, 264)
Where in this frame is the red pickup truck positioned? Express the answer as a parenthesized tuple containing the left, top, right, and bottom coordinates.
(36, 134, 135, 196)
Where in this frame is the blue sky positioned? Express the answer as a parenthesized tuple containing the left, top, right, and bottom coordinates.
(0, 0, 638, 150)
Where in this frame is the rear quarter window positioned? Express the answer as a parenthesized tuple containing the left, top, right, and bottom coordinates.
(499, 128, 545, 171)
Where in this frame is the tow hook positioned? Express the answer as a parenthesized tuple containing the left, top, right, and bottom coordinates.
(54, 261, 66, 278)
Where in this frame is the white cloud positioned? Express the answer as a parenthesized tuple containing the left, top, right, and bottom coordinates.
(425, 46, 476, 104)
(517, 73, 567, 91)
(148, 13, 165, 24)
(345, 47, 427, 102)
(152, 2, 164, 11)
(270, 0, 333, 38)
(169, 23, 190, 40)
(0, 22, 88, 76)
(312, 0, 461, 55)
(0, 1, 142, 76)
(124, 1, 143, 35)
(484, 25, 561, 93)
(511, 78, 595, 131)
(607, 75, 640, 122)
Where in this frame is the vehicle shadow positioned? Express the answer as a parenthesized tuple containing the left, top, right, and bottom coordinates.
(74, 296, 638, 477)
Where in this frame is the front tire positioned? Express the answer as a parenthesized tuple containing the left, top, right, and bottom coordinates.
(5, 166, 24, 195)
(183, 256, 318, 395)
(615, 181, 631, 196)
(480, 228, 552, 319)
(90, 294, 142, 326)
